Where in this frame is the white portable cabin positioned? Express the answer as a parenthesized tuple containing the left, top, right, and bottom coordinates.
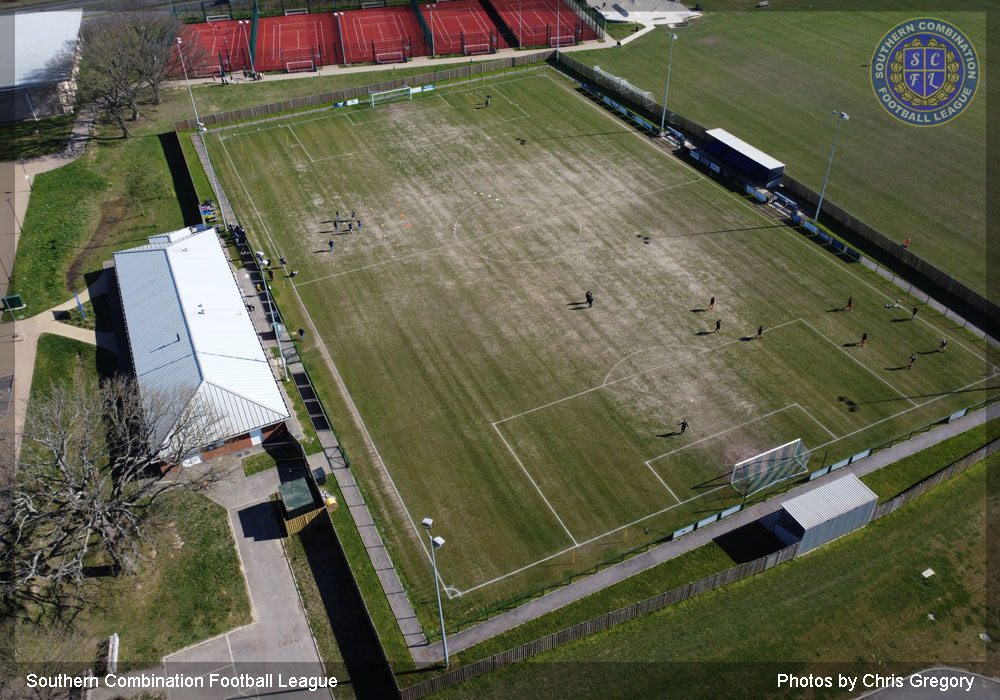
(772, 474, 877, 554)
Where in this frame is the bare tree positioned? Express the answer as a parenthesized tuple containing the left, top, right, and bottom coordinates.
(1, 375, 230, 611)
(77, 15, 146, 137)
(129, 12, 186, 106)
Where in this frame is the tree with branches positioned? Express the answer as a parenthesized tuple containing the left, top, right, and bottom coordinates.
(1, 375, 230, 612)
(76, 13, 208, 137)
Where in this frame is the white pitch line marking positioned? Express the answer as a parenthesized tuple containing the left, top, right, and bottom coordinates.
(285, 124, 314, 162)
(493, 422, 578, 545)
(646, 462, 681, 503)
(497, 319, 803, 425)
(645, 404, 800, 466)
(795, 402, 837, 439)
(799, 317, 918, 407)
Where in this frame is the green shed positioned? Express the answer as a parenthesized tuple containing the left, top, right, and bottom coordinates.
(279, 477, 322, 535)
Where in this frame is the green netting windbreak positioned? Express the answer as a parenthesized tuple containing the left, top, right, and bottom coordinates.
(249, 0, 259, 63)
(409, 0, 433, 54)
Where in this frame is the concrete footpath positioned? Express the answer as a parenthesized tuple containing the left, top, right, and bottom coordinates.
(412, 400, 1000, 664)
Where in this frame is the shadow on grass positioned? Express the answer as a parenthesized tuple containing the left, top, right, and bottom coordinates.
(713, 521, 786, 564)
(297, 517, 398, 698)
(157, 131, 203, 227)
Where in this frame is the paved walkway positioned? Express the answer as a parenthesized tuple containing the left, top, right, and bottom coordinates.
(2, 104, 98, 456)
(411, 400, 1000, 664)
(89, 461, 328, 700)
(191, 133, 428, 653)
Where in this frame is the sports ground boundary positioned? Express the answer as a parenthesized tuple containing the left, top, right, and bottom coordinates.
(402, 402, 1000, 686)
(179, 66, 1000, 672)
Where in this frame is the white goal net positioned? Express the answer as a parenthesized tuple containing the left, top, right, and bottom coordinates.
(731, 438, 811, 499)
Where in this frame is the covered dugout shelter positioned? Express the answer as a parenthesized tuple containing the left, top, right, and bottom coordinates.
(770, 474, 877, 555)
(691, 128, 785, 190)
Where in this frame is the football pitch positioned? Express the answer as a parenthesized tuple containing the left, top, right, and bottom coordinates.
(207, 70, 998, 617)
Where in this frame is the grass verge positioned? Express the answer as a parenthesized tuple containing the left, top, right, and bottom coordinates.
(604, 22, 645, 41)
(0, 112, 76, 162)
(432, 455, 994, 699)
(861, 416, 1000, 502)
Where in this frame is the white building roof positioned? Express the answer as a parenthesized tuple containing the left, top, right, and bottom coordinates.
(1, 10, 82, 89)
(706, 128, 785, 171)
(781, 473, 877, 530)
(114, 227, 288, 451)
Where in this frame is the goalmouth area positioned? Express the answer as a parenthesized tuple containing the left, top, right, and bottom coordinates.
(202, 68, 999, 626)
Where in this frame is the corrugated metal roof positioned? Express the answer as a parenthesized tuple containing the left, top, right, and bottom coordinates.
(114, 227, 288, 450)
(781, 473, 877, 530)
(706, 128, 785, 171)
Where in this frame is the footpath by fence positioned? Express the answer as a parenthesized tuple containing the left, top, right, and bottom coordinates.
(398, 434, 1000, 699)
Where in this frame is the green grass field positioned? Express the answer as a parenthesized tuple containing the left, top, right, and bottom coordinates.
(432, 454, 996, 699)
(572, 9, 993, 301)
(204, 70, 998, 624)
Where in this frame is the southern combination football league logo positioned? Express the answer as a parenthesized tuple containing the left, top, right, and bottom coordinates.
(871, 18, 979, 126)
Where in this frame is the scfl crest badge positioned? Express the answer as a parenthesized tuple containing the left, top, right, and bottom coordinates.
(871, 18, 979, 126)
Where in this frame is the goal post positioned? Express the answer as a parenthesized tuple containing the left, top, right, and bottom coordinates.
(285, 59, 316, 73)
(730, 438, 811, 499)
(206, 14, 231, 22)
(375, 51, 405, 64)
(463, 43, 491, 55)
(361, 0, 386, 6)
(194, 65, 224, 78)
(371, 86, 412, 107)
(549, 35, 575, 47)
(284, 8, 309, 14)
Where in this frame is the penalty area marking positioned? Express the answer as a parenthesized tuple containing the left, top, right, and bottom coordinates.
(493, 422, 579, 546)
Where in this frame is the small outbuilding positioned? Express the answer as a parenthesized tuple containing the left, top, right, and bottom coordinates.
(771, 473, 877, 554)
(279, 477, 323, 535)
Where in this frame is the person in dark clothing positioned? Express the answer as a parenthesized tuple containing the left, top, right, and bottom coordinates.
(329, 240, 335, 252)
(299, 327, 306, 341)
(861, 331, 868, 347)
(715, 319, 721, 333)
(679, 419, 688, 434)
(585, 290, 594, 308)
(908, 353, 916, 369)
(756, 325, 764, 339)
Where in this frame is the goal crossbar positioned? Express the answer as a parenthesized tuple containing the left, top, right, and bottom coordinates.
(194, 65, 224, 78)
(463, 43, 491, 55)
(206, 14, 231, 21)
(375, 51, 405, 64)
(284, 8, 309, 14)
(285, 60, 316, 72)
(371, 86, 411, 107)
(549, 35, 575, 47)
(731, 438, 811, 499)
(361, 0, 386, 6)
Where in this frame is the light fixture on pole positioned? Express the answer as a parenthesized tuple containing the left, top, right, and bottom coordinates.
(237, 20, 256, 77)
(659, 32, 678, 134)
(815, 110, 849, 223)
(429, 5, 436, 57)
(421, 517, 449, 668)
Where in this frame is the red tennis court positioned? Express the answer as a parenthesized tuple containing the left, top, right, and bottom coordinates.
(182, 19, 249, 77)
(424, 0, 507, 55)
(335, 7, 429, 65)
(487, 0, 597, 47)
(256, 14, 337, 70)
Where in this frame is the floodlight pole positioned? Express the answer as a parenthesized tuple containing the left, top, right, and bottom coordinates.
(659, 32, 678, 134)
(429, 5, 436, 58)
(814, 110, 849, 223)
(422, 518, 449, 668)
(335, 13, 346, 65)
(555, 0, 560, 58)
(239, 20, 257, 76)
